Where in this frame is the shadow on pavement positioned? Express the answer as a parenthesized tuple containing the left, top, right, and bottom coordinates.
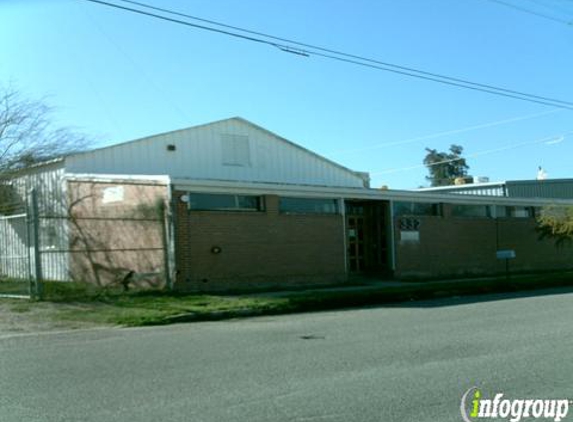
(376, 286, 573, 309)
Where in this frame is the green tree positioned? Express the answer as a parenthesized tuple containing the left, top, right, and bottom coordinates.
(423, 144, 469, 187)
(537, 205, 573, 246)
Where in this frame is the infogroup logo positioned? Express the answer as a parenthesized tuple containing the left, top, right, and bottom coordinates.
(460, 387, 571, 422)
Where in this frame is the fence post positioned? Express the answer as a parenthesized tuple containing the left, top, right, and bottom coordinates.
(160, 202, 172, 291)
(30, 189, 44, 299)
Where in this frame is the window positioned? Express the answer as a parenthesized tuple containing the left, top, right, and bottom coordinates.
(496, 206, 535, 218)
(345, 203, 365, 215)
(508, 206, 534, 218)
(188, 193, 262, 211)
(40, 223, 64, 251)
(495, 206, 508, 218)
(393, 201, 441, 217)
(279, 197, 338, 214)
(451, 204, 491, 218)
(532, 207, 542, 218)
(221, 134, 250, 166)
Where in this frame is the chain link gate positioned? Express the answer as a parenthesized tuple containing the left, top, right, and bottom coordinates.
(0, 190, 42, 299)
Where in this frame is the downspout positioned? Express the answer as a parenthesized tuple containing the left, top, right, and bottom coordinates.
(340, 198, 348, 278)
(388, 200, 396, 275)
(165, 179, 177, 290)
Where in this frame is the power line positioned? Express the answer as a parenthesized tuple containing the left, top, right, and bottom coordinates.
(524, 0, 573, 17)
(370, 131, 572, 175)
(483, 0, 573, 26)
(82, 0, 573, 110)
(77, 1, 193, 124)
(330, 109, 562, 154)
(113, 0, 573, 109)
(115, 0, 572, 101)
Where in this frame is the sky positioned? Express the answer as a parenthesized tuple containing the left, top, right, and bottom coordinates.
(1, 0, 572, 189)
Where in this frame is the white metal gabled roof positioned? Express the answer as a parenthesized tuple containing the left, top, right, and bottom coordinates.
(63, 117, 369, 189)
(230, 117, 369, 184)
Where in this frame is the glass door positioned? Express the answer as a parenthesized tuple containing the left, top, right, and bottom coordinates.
(346, 201, 390, 275)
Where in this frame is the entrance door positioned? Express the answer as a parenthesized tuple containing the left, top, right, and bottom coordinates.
(346, 201, 390, 276)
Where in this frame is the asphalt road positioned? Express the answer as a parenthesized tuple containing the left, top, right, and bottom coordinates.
(1, 289, 573, 422)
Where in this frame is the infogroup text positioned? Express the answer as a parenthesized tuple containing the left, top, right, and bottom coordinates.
(461, 387, 571, 422)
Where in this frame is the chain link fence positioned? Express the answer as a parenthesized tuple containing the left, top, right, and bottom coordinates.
(0, 191, 42, 298)
(1, 180, 172, 299)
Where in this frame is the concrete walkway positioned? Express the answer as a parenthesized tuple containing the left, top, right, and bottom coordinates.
(249, 274, 500, 298)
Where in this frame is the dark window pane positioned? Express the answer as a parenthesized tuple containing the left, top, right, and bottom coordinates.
(189, 194, 235, 210)
(451, 204, 490, 218)
(188, 193, 261, 211)
(393, 202, 412, 216)
(345, 203, 364, 215)
(496, 206, 509, 218)
(279, 197, 338, 214)
(237, 195, 260, 210)
(393, 201, 440, 217)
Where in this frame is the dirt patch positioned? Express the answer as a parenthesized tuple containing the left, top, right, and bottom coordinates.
(0, 300, 112, 336)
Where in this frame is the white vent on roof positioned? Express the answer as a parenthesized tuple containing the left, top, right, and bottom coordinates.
(473, 176, 490, 184)
(221, 134, 250, 167)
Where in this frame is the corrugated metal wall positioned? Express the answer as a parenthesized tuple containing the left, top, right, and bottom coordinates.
(507, 180, 573, 199)
(8, 163, 67, 214)
(0, 214, 29, 280)
(417, 183, 506, 197)
(6, 164, 70, 281)
(448, 186, 506, 197)
(65, 118, 366, 188)
(421, 180, 573, 200)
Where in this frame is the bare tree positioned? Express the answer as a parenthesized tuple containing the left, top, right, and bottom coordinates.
(0, 85, 88, 173)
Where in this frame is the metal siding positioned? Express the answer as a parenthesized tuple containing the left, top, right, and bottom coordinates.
(0, 215, 29, 279)
(421, 185, 505, 197)
(4, 165, 70, 281)
(507, 180, 573, 199)
(65, 119, 365, 188)
(9, 165, 66, 215)
(423, 180, 573, 199)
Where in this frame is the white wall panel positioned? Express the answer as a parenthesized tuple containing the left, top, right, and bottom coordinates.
(4, 163, 69, 281)
(65, 118, 367, 188)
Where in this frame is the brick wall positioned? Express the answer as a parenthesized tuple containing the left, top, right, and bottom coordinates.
(394, 205, 573, 279)
(174, 192, 347, 291)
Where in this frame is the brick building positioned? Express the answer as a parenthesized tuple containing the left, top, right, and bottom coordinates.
(2, 117, 573, 290)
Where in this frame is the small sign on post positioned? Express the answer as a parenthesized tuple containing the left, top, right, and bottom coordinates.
(496, 249, 516, 280)
(496, 250, 516, 260)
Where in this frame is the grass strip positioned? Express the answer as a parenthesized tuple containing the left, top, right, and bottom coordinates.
(5, 272, 573, 327)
